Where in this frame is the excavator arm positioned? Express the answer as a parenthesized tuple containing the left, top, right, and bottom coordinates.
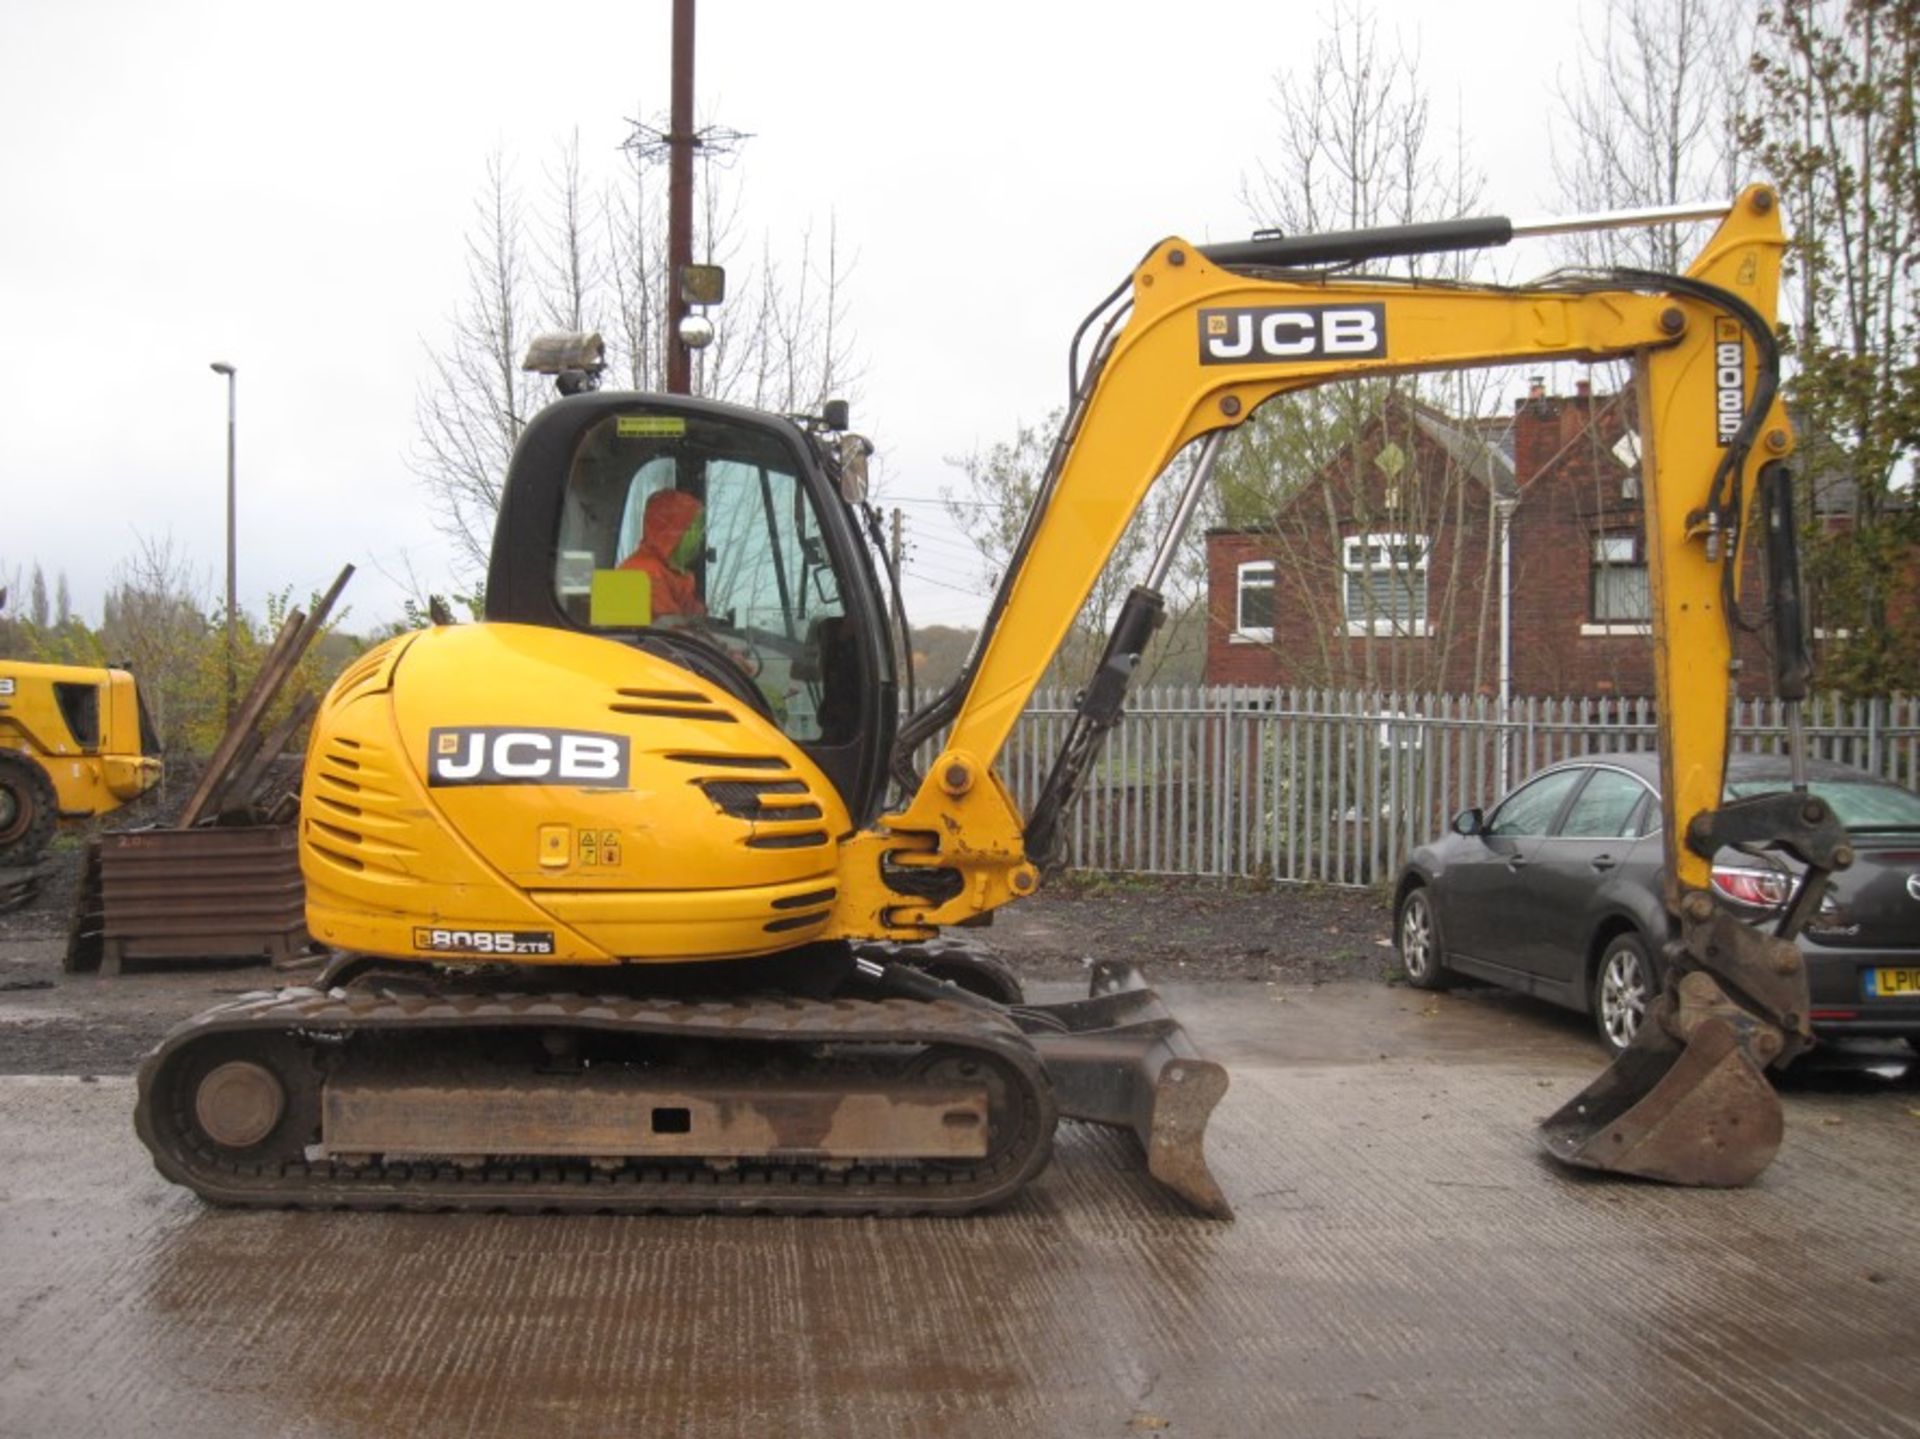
(836, 184, 1850, 1187)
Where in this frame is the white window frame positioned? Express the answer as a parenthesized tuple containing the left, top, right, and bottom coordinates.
(1233, 560, 1275, 642)
(1342, 532, 1431, 637)
(1588, 531, 1651, 631)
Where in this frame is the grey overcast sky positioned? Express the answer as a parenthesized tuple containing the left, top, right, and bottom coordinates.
(1, 0, 1618, 633)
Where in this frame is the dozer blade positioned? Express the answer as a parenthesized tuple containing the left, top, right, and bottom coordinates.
(1016, 959, 1232, 1218)
(1539, 1011, 1783, 1188)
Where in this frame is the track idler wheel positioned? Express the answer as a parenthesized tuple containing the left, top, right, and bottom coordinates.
(193, 1061, 288, 1149)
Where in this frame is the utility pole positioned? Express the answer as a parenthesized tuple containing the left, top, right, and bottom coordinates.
(210, 361, 238, 723)
(665, 0, 696, 395)
(889, 507, 914, 708)
(888, 507, 904, 591)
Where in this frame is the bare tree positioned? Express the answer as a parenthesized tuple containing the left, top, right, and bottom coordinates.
(940, 411, 1208, 688)
(411, 151, 544, 578)
(1551, 0, 1748, 272)
(720, 219, 860, 415)
(607, 113, 668, 390)
(100, 534, 215, 754)
(540, 129, 601, 334)
(414, 122, 863, 588)
(1225, 0, 1497, 695)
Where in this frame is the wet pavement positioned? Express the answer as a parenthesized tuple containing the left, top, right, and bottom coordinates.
(1, 980, 1917, 1438)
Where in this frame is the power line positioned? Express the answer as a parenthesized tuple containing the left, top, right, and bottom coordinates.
(907, 533, 989, 562)
(901, 567, 990, 597)
(885, 496, 1007, 510)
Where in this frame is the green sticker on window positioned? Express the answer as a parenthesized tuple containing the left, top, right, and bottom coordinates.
(590, 569, 652, 627)
(616, 415, 687, 438)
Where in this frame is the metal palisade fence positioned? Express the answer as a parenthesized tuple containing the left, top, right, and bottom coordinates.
(961, 688, 1920, 887)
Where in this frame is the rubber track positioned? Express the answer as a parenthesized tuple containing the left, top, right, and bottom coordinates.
(134, 987, 1059, 1216)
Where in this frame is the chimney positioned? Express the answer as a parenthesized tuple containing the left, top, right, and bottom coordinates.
(1514, 382, 1563, 487)
(1575, 377, 1592, 400)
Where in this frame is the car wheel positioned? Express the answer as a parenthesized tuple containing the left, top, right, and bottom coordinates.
(1397, 886, 1450, 990)
(1593, 932, 1656, 1056)
(0, 752, 58, 867)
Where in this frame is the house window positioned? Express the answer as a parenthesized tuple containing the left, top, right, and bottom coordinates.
(1342, 533, 1429, 635)
(1590, 534, 1649, 624)
(1235, 561, 1275, 640)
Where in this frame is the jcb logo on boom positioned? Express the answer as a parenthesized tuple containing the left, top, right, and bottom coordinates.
(1714, 319, 1745, 447)
(1198, 304, 1387, 365)
(427, 726, 630, 788)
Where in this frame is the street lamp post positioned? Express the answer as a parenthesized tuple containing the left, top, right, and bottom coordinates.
(210, 362, 237, 724)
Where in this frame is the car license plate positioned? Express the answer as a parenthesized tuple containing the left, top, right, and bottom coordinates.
(1865, 968, 1920, 998)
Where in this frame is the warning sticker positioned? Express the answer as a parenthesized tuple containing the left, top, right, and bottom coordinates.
(616, 415, 687, 438)
(578, 828, 622, 867)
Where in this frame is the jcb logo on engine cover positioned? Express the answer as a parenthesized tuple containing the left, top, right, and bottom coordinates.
(1199, 304, 1387, 365)
(1714, 318, 1745, 447)
(427, 727, 630, 788)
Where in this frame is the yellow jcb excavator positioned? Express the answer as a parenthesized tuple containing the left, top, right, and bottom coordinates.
(135, 184, 1848, 1215)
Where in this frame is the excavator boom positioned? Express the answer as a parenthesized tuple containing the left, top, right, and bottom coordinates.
(848, 185, 1841, 1187)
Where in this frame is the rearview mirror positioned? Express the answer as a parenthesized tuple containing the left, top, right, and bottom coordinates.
(1451, 807, 1485, 837)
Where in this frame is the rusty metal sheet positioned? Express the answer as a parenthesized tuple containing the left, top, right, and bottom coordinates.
(321, 1076, 990, 1161)
(95, 826, 307, 970)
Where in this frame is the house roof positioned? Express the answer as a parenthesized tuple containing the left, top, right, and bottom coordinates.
(1206, 391, 1517, 537)
(1411, 407, 1517, 501)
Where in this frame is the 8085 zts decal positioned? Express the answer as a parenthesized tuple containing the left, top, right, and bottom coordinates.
(1199, 304, 1387, 364)
(413, 927, 557, 956)
(1713, 318, 1746, 446)
(427, 726, 630, 787)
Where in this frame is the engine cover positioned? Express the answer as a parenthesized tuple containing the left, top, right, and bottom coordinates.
(300, 624, 849, 964)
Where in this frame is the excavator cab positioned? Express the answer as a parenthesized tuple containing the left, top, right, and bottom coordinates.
(484, 395, 899, 826)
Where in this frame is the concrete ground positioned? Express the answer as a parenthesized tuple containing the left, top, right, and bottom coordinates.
(1, 975, 1916, 1438)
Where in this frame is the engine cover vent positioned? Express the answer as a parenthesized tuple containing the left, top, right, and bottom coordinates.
(699, 778, 823, 823)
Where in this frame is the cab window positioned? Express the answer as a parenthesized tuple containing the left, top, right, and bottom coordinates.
(552, 410, 852, 745)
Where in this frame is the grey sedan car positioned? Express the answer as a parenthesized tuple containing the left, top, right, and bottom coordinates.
(1393, 753, 1920, 1054)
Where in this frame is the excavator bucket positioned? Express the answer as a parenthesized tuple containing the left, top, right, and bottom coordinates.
(1016, 959, 1233, 1218)
(1538, 1011, 1784, 1187)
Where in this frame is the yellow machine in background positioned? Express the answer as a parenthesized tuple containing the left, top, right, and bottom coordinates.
(0, 660, 162, 866)
(137, 186, 1847, 1214)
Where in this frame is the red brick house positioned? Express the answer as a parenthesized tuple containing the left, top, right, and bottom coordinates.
(1204, 381, 1778, 697)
